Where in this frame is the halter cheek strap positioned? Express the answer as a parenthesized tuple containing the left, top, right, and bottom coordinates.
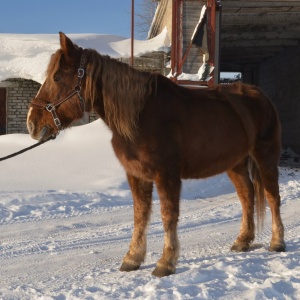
(46, 103, 62, 129)
(30, 49, 87, 132)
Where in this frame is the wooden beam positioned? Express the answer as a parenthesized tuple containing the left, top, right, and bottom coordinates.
(222, 32, 300, 40)
(222, 1, 300, 9)
(221, 39, 299, 47)
(222, 12, 300, 24)
(220, 46, 290, 65)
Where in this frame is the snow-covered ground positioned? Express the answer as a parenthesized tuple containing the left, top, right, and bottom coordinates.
(0, 120, 300, 299)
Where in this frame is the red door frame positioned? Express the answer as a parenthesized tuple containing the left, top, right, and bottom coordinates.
(170, 0, 221, 87)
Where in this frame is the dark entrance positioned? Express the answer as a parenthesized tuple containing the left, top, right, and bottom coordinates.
(0, 88, 6, 135)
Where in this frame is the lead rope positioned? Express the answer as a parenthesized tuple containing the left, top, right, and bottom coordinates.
(0, 135, 55, 162)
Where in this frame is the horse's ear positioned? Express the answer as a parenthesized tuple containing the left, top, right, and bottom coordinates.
(59, 32, 75, 61)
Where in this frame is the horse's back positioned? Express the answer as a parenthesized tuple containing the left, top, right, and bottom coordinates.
(150, 80, 280, 179)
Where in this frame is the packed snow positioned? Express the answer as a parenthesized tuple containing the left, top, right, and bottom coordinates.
(0, 29, 170, 84)
(0, 120, 300, 299)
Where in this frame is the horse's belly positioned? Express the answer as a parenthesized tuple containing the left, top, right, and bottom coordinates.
(181, 154, 245, 179)
(180, 137, 249, 179)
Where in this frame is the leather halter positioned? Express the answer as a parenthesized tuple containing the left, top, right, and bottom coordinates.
(30, 50, 87, 132)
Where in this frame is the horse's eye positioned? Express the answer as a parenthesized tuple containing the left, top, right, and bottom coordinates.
(53, 73, 61, 82)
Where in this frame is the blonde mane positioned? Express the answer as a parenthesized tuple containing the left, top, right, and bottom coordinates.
(85, 50, 157, 140)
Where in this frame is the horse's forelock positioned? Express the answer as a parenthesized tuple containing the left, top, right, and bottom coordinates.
(46, 50, 63, 80)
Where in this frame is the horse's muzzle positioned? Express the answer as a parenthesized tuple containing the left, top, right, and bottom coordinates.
(38, 126, 57, 143)
(28, 123, 52, 142)
(38, 126, 49, 142)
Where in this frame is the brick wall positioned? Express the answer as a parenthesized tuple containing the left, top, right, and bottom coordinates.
(3, 78, 100, 134)
(5, 78, 41, 134)
(258, 46, 300, 154)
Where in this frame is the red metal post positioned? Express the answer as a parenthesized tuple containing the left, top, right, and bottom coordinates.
(171, 0, 219, 87)
(171, 0, 178, 76)
(207, 0, 216, 66)
(131, 0, 135, 67)
(171, 0, 183, 80)
(176, 0, 183, 75)
(206, 0, 217, 86)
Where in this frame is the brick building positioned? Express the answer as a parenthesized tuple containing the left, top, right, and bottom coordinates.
(0, 78, 41, 134)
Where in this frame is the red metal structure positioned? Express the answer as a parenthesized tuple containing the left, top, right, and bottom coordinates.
(170, 0, 221, 87)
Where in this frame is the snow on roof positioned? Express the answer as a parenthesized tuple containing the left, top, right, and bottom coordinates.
(110, 27, 170, 58)
(0, 28, 170, 84)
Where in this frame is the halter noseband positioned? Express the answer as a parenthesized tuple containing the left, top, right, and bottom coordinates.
(30, 49, 87, 132)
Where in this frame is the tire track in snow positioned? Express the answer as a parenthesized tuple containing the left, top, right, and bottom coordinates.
(0, 194, 241, 261)
(1, 191, 299, 273)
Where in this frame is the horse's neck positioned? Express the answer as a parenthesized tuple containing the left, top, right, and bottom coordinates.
(102, 57, 146, 95)
(98, 56, 152, 140)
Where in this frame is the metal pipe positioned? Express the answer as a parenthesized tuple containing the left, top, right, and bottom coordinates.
(171, 0, 178, 76)
(214, 1, 221, 84)
(131, 0, 135, 67)
(177, 0, 183, 75)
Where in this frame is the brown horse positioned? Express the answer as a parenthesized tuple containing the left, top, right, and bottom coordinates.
(27, 32, 285, 277)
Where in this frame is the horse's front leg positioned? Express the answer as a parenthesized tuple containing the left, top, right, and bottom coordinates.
(120, 174, 153, 272)
(152, 174, 181, 277)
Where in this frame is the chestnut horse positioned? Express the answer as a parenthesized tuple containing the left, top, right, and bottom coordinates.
(27, 33, 285, 277)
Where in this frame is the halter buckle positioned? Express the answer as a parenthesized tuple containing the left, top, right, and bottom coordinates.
(53, 117, 61, 129)
(78, 68, 85, 78)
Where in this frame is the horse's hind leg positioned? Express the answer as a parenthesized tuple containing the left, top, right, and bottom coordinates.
(227, 158, 255, 251)
(253, 147, 286, 252)
(152, 173, 181, 277)
(263, 170, 285, 252)
(120, 174, 153, 272)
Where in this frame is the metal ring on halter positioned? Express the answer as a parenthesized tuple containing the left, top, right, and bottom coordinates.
(78, 68, 85, 78)
(46, 103, 55, 112)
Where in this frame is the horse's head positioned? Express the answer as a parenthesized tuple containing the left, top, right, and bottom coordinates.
(27, 32, 87, 142)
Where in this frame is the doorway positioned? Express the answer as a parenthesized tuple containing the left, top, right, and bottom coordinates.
(0, 88, 6, 135)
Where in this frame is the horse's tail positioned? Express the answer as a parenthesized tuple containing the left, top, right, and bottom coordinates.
(248, 157, 266, 232)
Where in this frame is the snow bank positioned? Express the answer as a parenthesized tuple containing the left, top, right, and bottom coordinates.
(0, 120, 125, 193)
(0, 30, 170, 83)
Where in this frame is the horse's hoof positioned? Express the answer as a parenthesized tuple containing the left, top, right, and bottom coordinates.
(230, 243, 249, 252)
(152, 266, 175, 277)
(120, 261, 140, 272)
(269, 242, 286, 252)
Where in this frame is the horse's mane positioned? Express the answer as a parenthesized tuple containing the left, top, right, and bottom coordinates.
(85, 50, 157, 140)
